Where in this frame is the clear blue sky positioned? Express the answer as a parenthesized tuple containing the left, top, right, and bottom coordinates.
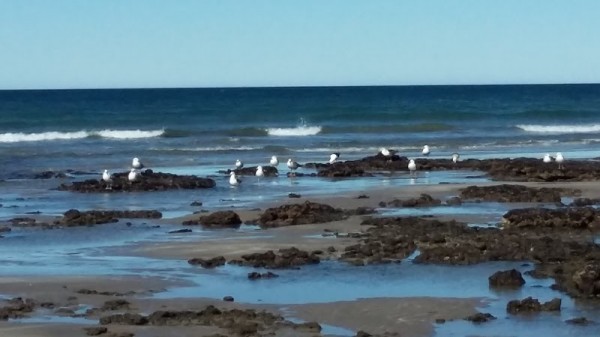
(1, 0, 599, 89)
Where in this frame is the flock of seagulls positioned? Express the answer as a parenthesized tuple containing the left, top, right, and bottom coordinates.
(103, 147, 568, 189)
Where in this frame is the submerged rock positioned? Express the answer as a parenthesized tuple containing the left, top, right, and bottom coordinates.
(188, 256, 226, 268)
(182, 211, 242, 228)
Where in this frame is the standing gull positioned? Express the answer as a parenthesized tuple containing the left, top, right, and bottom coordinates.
(380, 147, 391, 157)
(256, 165, 264, 183)
(102, 169, 113, 190)
(235, 159, 244, 169)
(556, 152, 565, 170)
(270, 155, 279, 167)
(229, 171, 241, 186)
(128, 168, 139, 183)
(132, 157, 144, 170)
(452, 152, 460, 164)
(329, 152, 340, 164)
(408, 159, 417, 176)
(543, 153, 552, 163)
(287, 158, 300, 176)
(422, 145, 430, 156)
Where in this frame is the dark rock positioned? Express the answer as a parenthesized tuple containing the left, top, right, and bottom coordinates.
(489, 269, 526, 288)
(222, 296, 234, 302)
(46, 209, 162, 228)
(288, 193, 302, 198)
(60, 170, 216, 193)
(169, 228, 192, 234)
(357, 194, 370, 199)
(445, 196, 462, 206)
(182, 211, 242, 228)
(99, 313, 148, 325)
(460, 184, 564, 202)
(542, 298, 562, 311)
(258, 201, 345, 228)
(292, 321, 321, 333)
(572, 262, 600, 297)
(566, 317, 595, 325)
(219, 166, 278, 177)
(507, 297, 561, 314)
(502, 207, 600, 232)
(247, 271, 279, 280)
(34, 171, 68, 179)
(229, 247, 320, 269)
(0, 226, 11, 233)
(188, 256, 226, 268)
(0, 297, 36, 320)
(84, 326, 108, 336)
(387, 194, 441, 208)
(101, 300, 130, 311)
(464, 312, 496, 323)
(190, 201, 203, 206)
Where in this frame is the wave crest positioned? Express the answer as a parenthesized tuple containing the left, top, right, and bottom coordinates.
(517, 124, 600, 134)
(267, 125, 322, 136)
(0, 129, 165, 143)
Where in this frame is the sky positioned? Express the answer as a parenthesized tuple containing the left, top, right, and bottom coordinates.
(1, 0, 599, 89)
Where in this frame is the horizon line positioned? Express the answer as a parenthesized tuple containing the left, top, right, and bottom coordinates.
(1, 81, 599, 91)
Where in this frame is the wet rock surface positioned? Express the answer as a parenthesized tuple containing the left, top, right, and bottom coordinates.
(100, 305, 321, 337)
(386, 194, 441, 208)
(258, 201, 345, 228)
(247, 271, 279, 280)
(84, 326, 108, 336)
(188, 256, 227, 268)
(502, 207, 600, 232)
(219, 166, 279, 177)
(566, 317, 595, 325)
(48, 209, 162, 227)
(506, 297, 561, 314)
(464, 312, 496, 323)
(229, 247, 320, 269)
(460, 184, 565, 202)
(182, 211, 242, 228)
(0, 297, 35, 320)
(488, 269, 526, 288)
(60, 169, 216, 192)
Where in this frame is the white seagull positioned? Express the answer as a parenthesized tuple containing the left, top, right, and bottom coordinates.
(229, 171, 241, 186)
(408, 159, 417, 176)
(452, 152, 460, 164)
(422, 145, 430, 156)
(256, 165, 264, 182)
(128, 168, 139, 182)
(287, 158, 300, 176)
(329, 152, 340, 164)
(235, 159, 244, 169)
(380, 147, 391, 157)
(543, 153, 552, 163)
(270, 155, 279, 167)
(556, 152, 565, 169)
(132, 157, 144, 170)
(102, 169, 113, 189)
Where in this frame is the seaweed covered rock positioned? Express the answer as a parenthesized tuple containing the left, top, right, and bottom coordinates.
(386, 194, 442, 208)
(489, 269, 525, 288)
(258, 201, 345, 228)
(229, 247, 320, 269)
(460, 184, 564, 203)
(218, 166, 279, 177)
(506, 297, 561, 314)
(183, 211, 242, 228)
(54, 209, 162, 227)
(60, 170, 216, 193)
(188, 256, 227, 268)
(502, 207, 600, 232)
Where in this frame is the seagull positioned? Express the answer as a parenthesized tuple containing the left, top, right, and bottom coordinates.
(270, 155, 279, 167)
(256, 165, 264, 182)
(229, 171, 241, 186)
(380, 147, 391, 157)
(329, 152, 340, 164)
(102, 169, 113, 190)
(408, 159, 417, 176)
(287, 158, 300, 176)
(128, 168, 139, 182)
(556, 152, 565, 169)
(422, 145, 430, 156)
(452, 152, 460, 164)
(235, 159, 244, 169)
(132, 157, 144, 170)
(543, 153, 552, 163)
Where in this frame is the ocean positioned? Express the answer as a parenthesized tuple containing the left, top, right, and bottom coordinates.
(1, 84, 600, 179)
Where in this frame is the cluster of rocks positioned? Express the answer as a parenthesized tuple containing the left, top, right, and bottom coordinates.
(218, 166, 278, 177)
(502, 207, 600, 231)
(5, 209, 162, 229)
(182, 210, 242, 228)
(258, 201, 345, 228)
(229, 247, 320, 269)
(59, 170, 215, 193)
(188, 256, 226, 268)
(0, 297, 36, 320)
(506, 297, 561, 314)
(99, 305, 321, 336)
(384, 194, 441, 208)
(459, 184, 567, 202)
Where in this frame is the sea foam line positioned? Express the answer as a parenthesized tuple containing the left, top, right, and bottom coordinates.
(517, 124, 600, 134)
(0, 129, 165, 143)
(266, 125, 322, 137)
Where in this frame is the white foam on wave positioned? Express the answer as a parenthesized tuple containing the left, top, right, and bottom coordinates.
(266, 126, 322, 137)
(0, 129, 164, 143)
(0, 131, 89, 143)
(95, 129, 165, 139)
(517, 124, 600, 134)
(152, 146, 259, 152)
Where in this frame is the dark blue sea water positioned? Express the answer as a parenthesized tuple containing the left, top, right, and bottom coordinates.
(1, 84, 600, 177)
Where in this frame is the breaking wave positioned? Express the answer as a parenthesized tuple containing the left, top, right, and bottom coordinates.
(517, 124, 600, 134)
(0, 129, 165, 143)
